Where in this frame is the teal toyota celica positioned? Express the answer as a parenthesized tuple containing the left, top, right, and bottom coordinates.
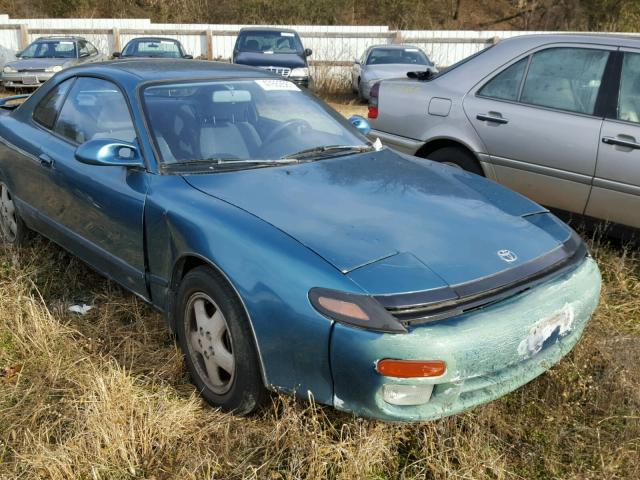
(0, 60, 601, 421)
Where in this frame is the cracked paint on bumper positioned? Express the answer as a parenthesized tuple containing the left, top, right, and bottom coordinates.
(330, 256, 601, 422)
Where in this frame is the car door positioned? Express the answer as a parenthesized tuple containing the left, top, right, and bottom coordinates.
(37, 76, 149, 297)
(585, 48, 640, 228)
(463, 45, 614, 214)
(2, 77, 76, 227)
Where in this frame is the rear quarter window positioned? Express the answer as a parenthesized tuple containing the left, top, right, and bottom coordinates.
(33, 78, 74, 129)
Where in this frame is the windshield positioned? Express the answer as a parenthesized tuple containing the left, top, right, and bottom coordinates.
(20, 40, 76, 59)
(367, 47, 431, 66)
(236, 31, 303, 54)
(142, 79, 367, 167)
(122, 40, 182, 58)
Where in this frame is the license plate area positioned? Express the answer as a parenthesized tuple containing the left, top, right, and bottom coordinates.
(518, 305, 574, 359)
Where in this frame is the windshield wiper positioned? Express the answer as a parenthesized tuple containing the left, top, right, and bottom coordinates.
(281, 144, 373, 160)
(161, 158, 300, 171)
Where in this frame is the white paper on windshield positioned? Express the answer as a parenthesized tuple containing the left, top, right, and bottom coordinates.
(404, 48, 419, 52)
(255, 79, 300, 91)
(60, 41, 74, 45)
(160, 40, 174, 44)
(281, 32, 295, 37)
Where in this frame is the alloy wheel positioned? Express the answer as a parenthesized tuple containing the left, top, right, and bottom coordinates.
(185, 292, 236, 395)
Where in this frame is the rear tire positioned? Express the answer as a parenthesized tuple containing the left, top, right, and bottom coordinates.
(0, 182, 30, 246)
(175, 266, 268, 415)
(425, 147, 484, 176)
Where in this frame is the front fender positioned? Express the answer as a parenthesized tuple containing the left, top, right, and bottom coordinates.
(144, 174, 363, 404)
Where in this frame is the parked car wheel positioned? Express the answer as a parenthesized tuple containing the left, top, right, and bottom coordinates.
(175, 265, 267, 414)
(0, 182, 29, 245)
(357, 78, 366, 100)
(425, 147, 484, 176)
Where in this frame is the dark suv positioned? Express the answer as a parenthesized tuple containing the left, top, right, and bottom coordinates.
(232, 27, 313, 88)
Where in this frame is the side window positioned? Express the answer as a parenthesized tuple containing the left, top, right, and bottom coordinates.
(33, 78, 74, 129)
(88, 42, 98, 56)
(520, 47, 609, 115)
(78, 41, 90, 57)
(53, 77, 136, 144)
(617, 52, 640, 123)
(478, 57, 527, 101)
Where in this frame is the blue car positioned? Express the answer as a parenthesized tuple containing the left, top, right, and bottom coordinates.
(0, 60, 601, 422)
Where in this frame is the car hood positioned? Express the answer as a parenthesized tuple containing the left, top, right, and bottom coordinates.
(7, 58, 71, 70)
(234, 52, 306, 68)
(364, 63, 436, 81)
(183, 149, 571, 290)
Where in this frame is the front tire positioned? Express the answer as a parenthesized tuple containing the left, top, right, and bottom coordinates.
(0, 182, 30, 245)
(426, 147, 484, 176)
(175, 266, 267, 414)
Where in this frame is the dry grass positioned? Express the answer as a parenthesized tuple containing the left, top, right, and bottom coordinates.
(0, 101, 638, 478)
(1, 233, 638, 480)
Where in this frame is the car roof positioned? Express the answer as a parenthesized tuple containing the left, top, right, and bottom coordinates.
(238, 26, 299, 34)
(367, 44, 425, 50)
(499, 32, 640, 48)
(429, 32, 640, 91)
(125, 37, 182, 43)
(66, 59, 276, 83)
(35, 36, 84, 42)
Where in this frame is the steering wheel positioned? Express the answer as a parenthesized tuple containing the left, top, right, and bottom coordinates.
(261, 119, 312, 148)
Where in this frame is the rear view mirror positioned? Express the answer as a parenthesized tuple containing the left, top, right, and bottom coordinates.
(112, 52, 121, 58)
(212, 89, 252, 103)
(75, 139, 144, 168)
(348, 115, 371, 135)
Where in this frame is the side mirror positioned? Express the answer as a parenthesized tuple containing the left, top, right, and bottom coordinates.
(112, 52, 121, 58)
(348, 115, 371, 135)
(354, 58, 360, 65)
(183, 54, 194, 59)
(75, 139, 144, 168)
(15, 50, 22, 57)
(304, 48, 312, 57)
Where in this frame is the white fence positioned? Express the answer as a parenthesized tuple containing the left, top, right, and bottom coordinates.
(0, 14, 637, 84)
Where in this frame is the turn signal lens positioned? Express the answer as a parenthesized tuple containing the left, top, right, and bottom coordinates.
(318, 296, 369, 321)
(377, 359, 446, 378)
(367, 106, 379, 119)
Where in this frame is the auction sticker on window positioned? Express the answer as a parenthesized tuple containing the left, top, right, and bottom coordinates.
(255, 79, 300, 91)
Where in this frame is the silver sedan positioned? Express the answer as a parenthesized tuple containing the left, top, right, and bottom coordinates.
(351, 44, 436, 100)
(2, 36, 104, 89)
(368, 34, 640, 230)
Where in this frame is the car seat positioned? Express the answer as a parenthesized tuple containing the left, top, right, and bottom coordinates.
(200, 100, 261, 159)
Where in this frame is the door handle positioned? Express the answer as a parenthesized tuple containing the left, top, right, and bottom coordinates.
(476, 113, 508, 124)
(38, 153, 53, 168)
(602, 136, 640, 149)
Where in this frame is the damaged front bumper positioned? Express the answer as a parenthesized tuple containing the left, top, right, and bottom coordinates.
(330, 256, 601, 422)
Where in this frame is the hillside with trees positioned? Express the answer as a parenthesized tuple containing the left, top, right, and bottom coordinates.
(1, 0, 639, 31)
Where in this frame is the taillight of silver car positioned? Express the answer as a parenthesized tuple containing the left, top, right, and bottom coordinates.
(367, 81, 380, 119)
